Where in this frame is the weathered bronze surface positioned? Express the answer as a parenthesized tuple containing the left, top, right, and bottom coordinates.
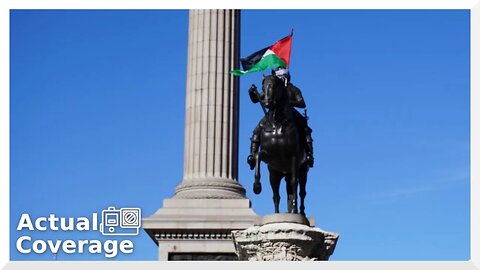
(247, 70, 314, 215)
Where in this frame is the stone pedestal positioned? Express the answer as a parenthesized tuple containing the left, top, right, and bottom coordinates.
(232, 214, 339, 261)
(143, 199, 258, 260)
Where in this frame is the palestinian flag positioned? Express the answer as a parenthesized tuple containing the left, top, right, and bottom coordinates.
(231, 32, 293, 76)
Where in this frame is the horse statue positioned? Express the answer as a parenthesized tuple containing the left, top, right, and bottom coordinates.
(250, 74, 310, 215)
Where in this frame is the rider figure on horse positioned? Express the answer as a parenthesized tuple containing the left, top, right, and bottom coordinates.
(247, 66, 314, 169)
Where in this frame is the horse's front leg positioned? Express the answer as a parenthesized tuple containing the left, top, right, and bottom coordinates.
(269, 169, 283, 213)
(288, 157, 298, 214)
(285, 173, 293, 213)
(253, 152, 262, 194)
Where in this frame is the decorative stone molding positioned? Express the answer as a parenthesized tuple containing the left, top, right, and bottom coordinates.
(232, 222, 339, 261)
(174, 179, 247, 199)
(155, 231, 233, 240)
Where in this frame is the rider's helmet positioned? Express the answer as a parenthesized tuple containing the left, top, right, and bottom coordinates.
(274, 66, 291, 82)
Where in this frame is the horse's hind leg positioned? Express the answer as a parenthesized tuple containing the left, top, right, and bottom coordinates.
(288, 157, 298, 214)
(269, 169, 282, 213)
(299, 163, 308, 216)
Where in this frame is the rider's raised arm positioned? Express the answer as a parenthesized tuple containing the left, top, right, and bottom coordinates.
(249, 84, 265, 104)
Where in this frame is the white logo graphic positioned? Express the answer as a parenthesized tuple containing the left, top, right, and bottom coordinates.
(100, 206, 141, 236)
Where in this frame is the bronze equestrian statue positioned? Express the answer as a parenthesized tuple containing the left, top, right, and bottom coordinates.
(247, 67, 314, 215)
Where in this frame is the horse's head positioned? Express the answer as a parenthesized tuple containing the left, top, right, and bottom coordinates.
(262, 75, 286, 110)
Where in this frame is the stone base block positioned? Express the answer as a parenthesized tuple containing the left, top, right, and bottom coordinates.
(259, 213, 311, 226)
(142, 198, 259, 260)
(232, 215, 339, 261)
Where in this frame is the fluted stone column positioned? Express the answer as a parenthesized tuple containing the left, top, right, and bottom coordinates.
(143, 10, 258, 260)
(174, 10, 246, 199)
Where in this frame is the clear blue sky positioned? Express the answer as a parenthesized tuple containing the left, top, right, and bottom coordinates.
(10, 9, 470, 261)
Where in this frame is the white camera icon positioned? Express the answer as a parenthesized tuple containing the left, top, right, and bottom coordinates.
(100, 206, 141, 236)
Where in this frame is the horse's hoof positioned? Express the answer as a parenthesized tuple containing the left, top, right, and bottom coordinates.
(253, 182, 262, 194)
(247, 155, 255, 170)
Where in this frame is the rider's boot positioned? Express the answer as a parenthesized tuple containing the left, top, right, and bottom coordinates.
(248, 133, 260, 170)
(305, 132, 314, 168)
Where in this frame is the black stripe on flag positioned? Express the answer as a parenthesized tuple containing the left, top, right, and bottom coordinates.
(240, 47, 269, 71)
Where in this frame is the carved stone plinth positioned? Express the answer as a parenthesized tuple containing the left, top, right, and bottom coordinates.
(232, 214, 339, 261)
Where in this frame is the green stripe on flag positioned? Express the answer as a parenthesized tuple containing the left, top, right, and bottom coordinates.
(231, 54, 286, 76)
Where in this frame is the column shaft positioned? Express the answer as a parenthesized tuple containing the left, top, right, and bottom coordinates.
(175, 10, 244, 199)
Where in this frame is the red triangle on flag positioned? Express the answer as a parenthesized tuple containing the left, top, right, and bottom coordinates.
(269, 34, 292, 67)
